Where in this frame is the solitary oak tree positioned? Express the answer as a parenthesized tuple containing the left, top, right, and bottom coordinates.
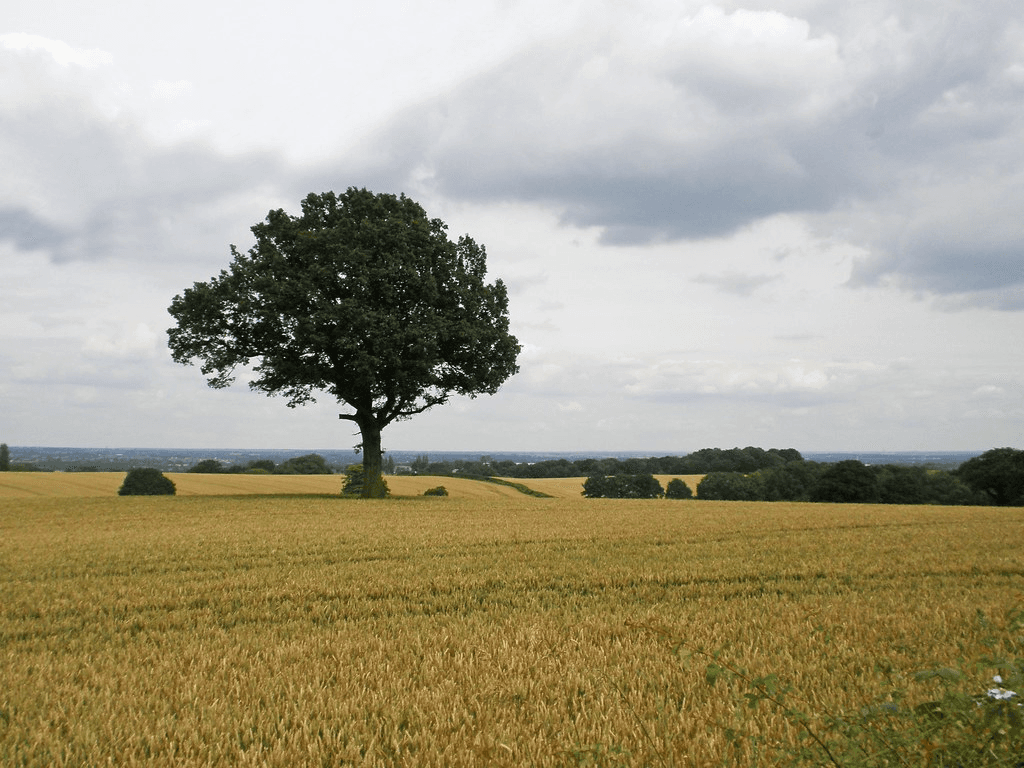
(167, 189, 520, 497)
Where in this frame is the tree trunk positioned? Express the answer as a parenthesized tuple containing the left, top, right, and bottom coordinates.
(356, 415, 387, 498)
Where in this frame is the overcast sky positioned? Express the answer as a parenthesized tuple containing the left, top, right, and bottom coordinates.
(2, 0, 1023, 454)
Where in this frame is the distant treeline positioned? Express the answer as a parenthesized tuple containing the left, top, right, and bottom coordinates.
(186, 454, 334, 475)
(696, 461, 983, 505)
(691, 447, 1023, 506)
(414, 446, 1023, 507)
(408, 446, 803, 478)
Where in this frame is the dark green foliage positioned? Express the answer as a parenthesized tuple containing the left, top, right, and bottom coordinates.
(957, 447, 1024, 506)
(118, 468, 176, 496)
(875, 464, 930, 504)
(247, 459, 276, 473)
(696, 472, 766, 501)
(0, 443, 9, 471)
(759, 460, 824, 501)
(278, 453, 332, 475)
(582, 474, 664, 499)
(665, 446, 796, 474)
(414, 447, 804, 480)
(921, 470, 987, 505)
(811, 460, 881, 503)
(423, 485, 449, 496)
(384, 448, 1013, 507)
(341, 464, 390, 497)
(665, 478, 693, 499)
(188, 459, 224, 473)
(167, 188, 520, 497)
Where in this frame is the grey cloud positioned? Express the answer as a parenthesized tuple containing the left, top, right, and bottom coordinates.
(0, 206, 67, 251)
(692, 271, 782, 296)
(348, 1, 1024, 307)
(1, 52, 293, 265)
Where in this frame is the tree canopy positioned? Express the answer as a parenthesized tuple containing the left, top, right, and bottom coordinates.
(167, 189, 520, 496)
(956, 447, 1024, 506)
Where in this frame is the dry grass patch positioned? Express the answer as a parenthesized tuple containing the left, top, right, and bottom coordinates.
(2, 496, 1022, 766)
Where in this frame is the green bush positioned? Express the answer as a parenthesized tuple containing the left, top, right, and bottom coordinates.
(665, 478, 693, 499)
(423, 486, 449, 496)
(341, 464, 390, 497)
(118, 468, 176, 496)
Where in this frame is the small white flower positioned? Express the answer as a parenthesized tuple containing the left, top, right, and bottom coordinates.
(987, 687, 1017, 701)
(993, 675, 1003, 684)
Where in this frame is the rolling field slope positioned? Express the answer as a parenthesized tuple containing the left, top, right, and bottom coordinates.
(0, 472, 532, 499)
(495, 475, 705, 498)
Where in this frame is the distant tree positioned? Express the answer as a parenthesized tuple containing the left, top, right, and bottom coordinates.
(875, 465, 930, 505)
(383, 455, 396, 475)
(582, 474, 610, 498)
(188, 459, 224, 473)
(923, 471, 987, 506)
(956, 448, 1024, 506)
(118, 468, 176, 496)
(167, 188, 520, 498)
(277, 453, 333, 475)
(697, 472, 766, 501)
(0, 443, 8, 472)
(411, 454, 431, 474)
(248, 459, 276, 473)
(582, 474, 664, 499)
(665, 478, 693, 499)
(811, 460, 880, 503)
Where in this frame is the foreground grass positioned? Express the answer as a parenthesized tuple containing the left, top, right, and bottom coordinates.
(1, 495, 1022, 766)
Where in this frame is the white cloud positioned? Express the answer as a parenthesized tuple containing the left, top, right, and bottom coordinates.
(0, 33, 112, 68)
(83, 323, 160, 360)
(623, 358, 864, 402)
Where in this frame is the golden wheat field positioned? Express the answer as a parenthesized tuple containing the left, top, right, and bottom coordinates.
(1, 479, 1022, 766)
(0, 472, 706, 500)
(0, 472, 535, 499)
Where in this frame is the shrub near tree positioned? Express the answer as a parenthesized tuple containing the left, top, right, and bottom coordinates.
(118, 468, 176, 496)
(341, 464, 390, 497)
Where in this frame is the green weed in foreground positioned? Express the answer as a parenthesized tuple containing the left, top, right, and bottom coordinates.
(632, 604, 1024, 766)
